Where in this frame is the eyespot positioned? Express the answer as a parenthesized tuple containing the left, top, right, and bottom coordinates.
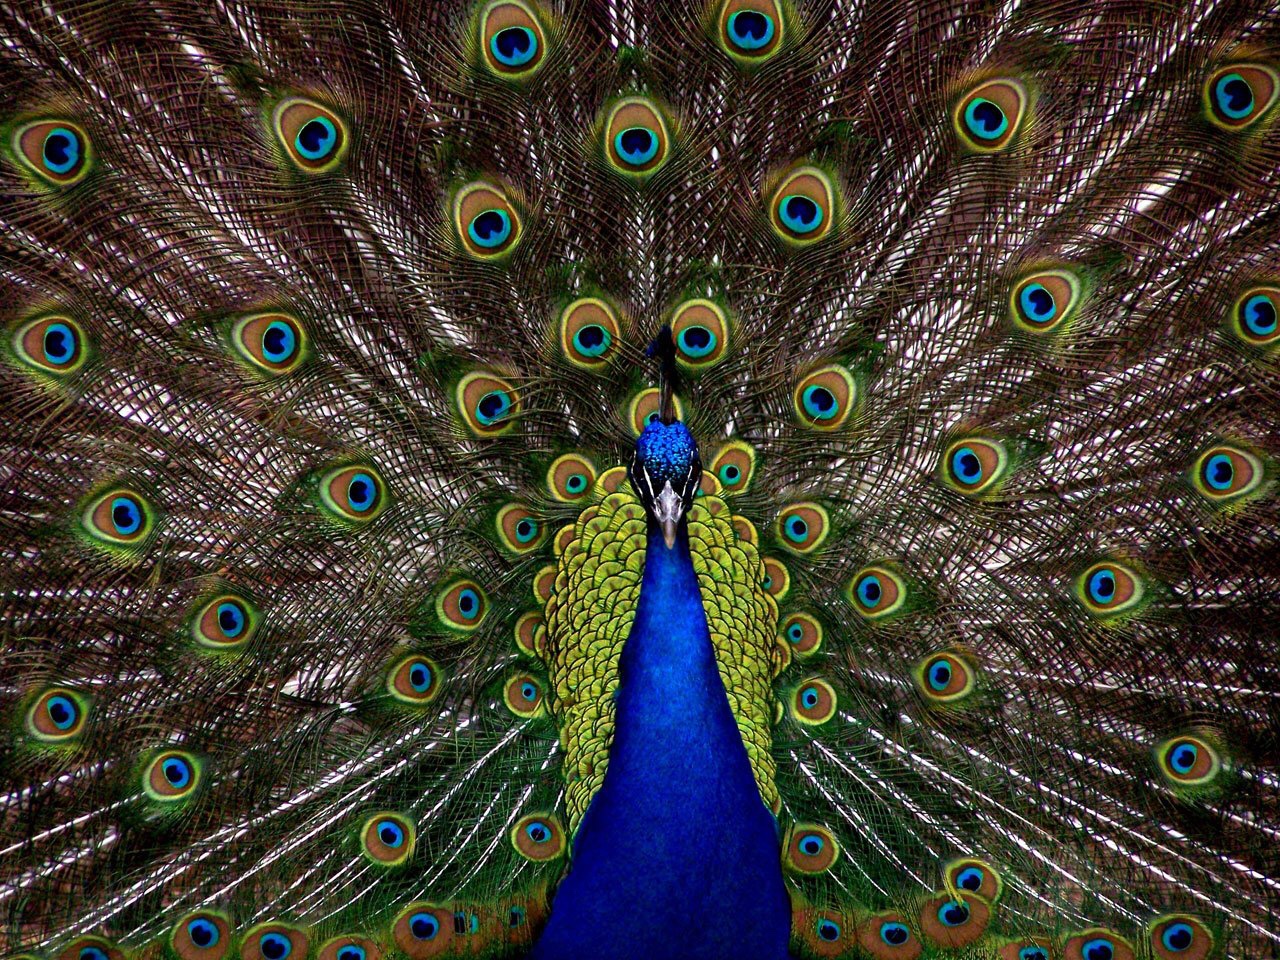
(1064, 930, 1135, 960)
(708, 441, 755, 495)
(774, 502, 829, 554)
(603, 97, 672, 178)
(191, 593, 259, 650)
(780, 612, 822, 656)
(915, 652, 975, 704)
(503, 673, 546, 718)
(954, 78, 1028, 152)
(1075, 560, 1145, 618)
(57, 938, 122, 960)
(230, 312, 308, 375)
(940, 438, 1009, 495)
(478, 1, 548, 79)
(393, 903, 454, 959)
(999, 942, 1053, 960)
(627, 387, 684, 436)
(318, 465, 387, 523)
(769, 166, 837, 245)
(387, 654, 442, 705)
(11, 314, 90, 378)
(784, 824, 839, 874)
(847, 565, 907, 621)
(513, 612, 544, 658)
(272, 97, 348, 173)
(791, 677, 837, 725)
(318, 937, 379, 960)
(144, 749, 202, 801)
(241, 925, 308, 960)
(1204, 63, 1278, 131)
(1150, 915, 1213, 960)
(1231, 286, 1280, 348)
(559, 297, 620, 368)
(12, 119, 93, 186)
(510, 812, 566, 861)
(532, 563, 557, 604)
(456, 371, 521, 438)
(80, 487, 159, 552)
(761, 556, 790, 599)
(361, 811, 416, 866)
(1154, 734, 1224, 788)
(26, 687, 89, 743)
(813, 914, 844, 947)
(858, 915, 921, 959)
(670, 299, 730, 368)
(1191, 444, 1265, 503)
(172, 912, 232, 960)
(453, 181, 522, 260)
(717, 0, 785, 64)
(1011, 269, 1082, 335)
(436, 579, 487, 632)
(793, 365, 857, 430)
(547, 453, 597, 502)
(920, 894, 989, 948)
(496, 504, 546, 554)
(944, 858, 1002, 902)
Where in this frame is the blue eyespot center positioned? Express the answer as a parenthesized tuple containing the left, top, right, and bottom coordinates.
(1162, 923, 1194, 951)
(799, 835, 824, 856)
(1242, 294, 1277, 336)
(467, 209, 512, 248)
(880, 922, 909, 946)
(779, 194, 822, 233)
(515, 518, 538, 543)
(42, 322, 77, 365)
(817, 919, 840, 941)
(475, 389, 512, 425)
(1170, 742, 1198, 774)
(615, 126, 659, 166)
(457, 588, 480, 619)
(800, 686, 820, 709)
(295, 116, 337, 161)
(677, 325, 716, 358)
(163, 757, 192, 788)
(964, 97, 1008, 139)
(951, 447, 983, 484)
(43, 127, 80, 174)
(719, 464, 741, 483)
(1019, 283, 1057, 323)
(262, 320, 297, 362)
(1203, 453, 1234, 491)
(260, 933, 292, 960)
(47, 695, 77, 730)
(938, 901, 969, 926)
(573, 323, 611, 357)
(346, 472, 378, 513)
(337, 946, 365, 960)
(565, 473, 587, 493)
(1215, 73, 1254, 119)
(802, 384, 837, 419)
(1018, 949, 1048, 960)
(857, 575, 882, 608)
(784, 516, 808, 542)
(928, 660, 952, 691)
(1088, 569, 1116, 603)
(1081, 938, 1114, 960)
(217, 601, 246, 638)
(410, 913, 439, 940)
(378, 820, 405, 847)
(491, 26, 537, 67)
(525, 820, 550, 843)
(520, 681, 538, 701)
(726, 10, 775, 51)
(188, 919, 220, 948)
(956, 867, 984, 890)
(409, 662, 432, 692)
(111, 496, 143, 535)
(787, 623, 804, 642)
(79, 948, 108, 960)
(508, 906, 527, 927)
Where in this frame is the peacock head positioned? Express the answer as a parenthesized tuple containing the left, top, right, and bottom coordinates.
(629, 418, 702, 550)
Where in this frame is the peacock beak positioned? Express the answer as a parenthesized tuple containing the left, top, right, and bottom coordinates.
(653, 480, 683, 549)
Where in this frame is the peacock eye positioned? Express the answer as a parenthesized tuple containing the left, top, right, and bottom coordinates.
(457, 371, 521, 436)
(1231, 286, 1279, 347)
(13, 314, 90, 377)
(1191, 444, 1264, 503)
(627, 386, 685, 436)
(334, 946, 365, 960)
(361, 811, 415, 865)
(604, 98, 671, 177)
(12, 119, 93, 186)
(453, 181, 522, 259)
(785, 824, 839, 874)
(718, 0, 785, 62)
(1150, 914, 1212, 957)
(1020, 949, 1048, 960)
(915, 652, 975, 704)
(387, 654, 442, 704)
(172, 911, 231, 960)
(761, 556, 790, 599)
(769, 166, 837, 245)
(26, 688, 89, 742)
(793, 364, 857, 429)
(1155, 734, 1223, 787)
(1076, 560, 1144, 618)
(946, 858, 1003, 902)
(816, 918, 841, 942)
(937, 901, 970, 926)
(319, 465, 387, 523)
(1010, 269, 1082, 334)
(503, 673, 546, 717)
(144, 749, 202, 801)
(259, 934, 292, 960)
(511, 812, 566, 860)
(192, 594, 258, 650)
(80, 487, 158, 551)
(879, 921, 911, 946)
(410, 913, 439, 939)
(1081, 938, 1114, 960)
(790, 677, 837, 725)
(230, 312, 307, 375)
(780, 613, 822, 655)
(956, 867, 983, 890)
(187, 920, 219, 948)
(272, 97, 348, 172)
(547, 453, 597, 501)
(479, 1, 548, 79)
(955, 78, 1028, 152)
(941, 437, 1009, 495)
(435, 579, 488, 632)
(848, 565, 906, 620)
(775, 503, 829, 554)
(560, 297, 620, 368)
(496, 503, 545, 553)
(671, 299, 730, 368)
(1204, 63, 1278, 130)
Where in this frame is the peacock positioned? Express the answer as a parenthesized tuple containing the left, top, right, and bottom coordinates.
(2, 0, 1278, 958)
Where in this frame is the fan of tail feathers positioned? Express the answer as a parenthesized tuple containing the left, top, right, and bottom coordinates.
(2, 0, 1279, 958)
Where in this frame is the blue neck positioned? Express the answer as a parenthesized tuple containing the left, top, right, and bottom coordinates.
(532, 522, 791, 959)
